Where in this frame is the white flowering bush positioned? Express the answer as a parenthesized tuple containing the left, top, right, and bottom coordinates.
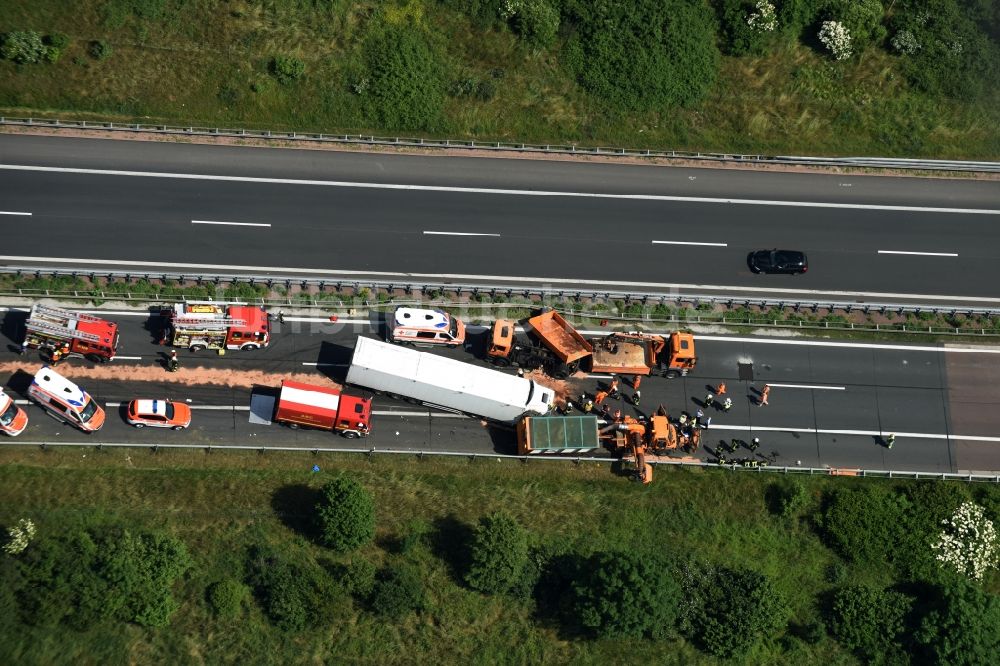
(746, 1, 777, 33)
(3, 518, 37, 555)
(930, 502, 997, 581)
(818, 20, 853, 60)
(890, 29, 920, 55)
(499, 0, 521, 21)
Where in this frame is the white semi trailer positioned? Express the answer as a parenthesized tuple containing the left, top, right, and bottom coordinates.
(346, 337, 553, 423)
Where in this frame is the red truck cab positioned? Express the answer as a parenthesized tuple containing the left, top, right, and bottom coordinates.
(274, 380, 371, 438)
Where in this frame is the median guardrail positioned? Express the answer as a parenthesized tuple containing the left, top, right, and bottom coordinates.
(3, 116, 998, 173)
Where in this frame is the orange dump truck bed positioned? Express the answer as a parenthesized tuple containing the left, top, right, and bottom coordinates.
(525, 310, 593, 364)
(589, 334, 659, 375)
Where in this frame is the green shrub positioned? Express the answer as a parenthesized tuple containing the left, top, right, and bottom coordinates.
(248, 547, 329, 631)
(899, 482, 973, 579)
(506, 0, 560, 48)
(102, 0, 167, 29)
(342, 558, 377, 598)
(562, 0, 720, 110)
(2, 31, 47, 64)
(269, 56, 305, 85)
(368, 565, 425, 618)
(438, 0, 502, 30)
(829, 584, 911, 659)
(464, 511, 529, 595)
(43, 33, 70, 63)
(362, 25, 446, 131)
(890, 0, 1000, 100)
(207, 578, 249, 617)
(916, 582, 1000, 665)
(776, 0, 826, 38)
(571, 551, 681, 639)
(314, 476, 375, 553)
(717, 0, 779, 55)
(769, 478, 811, 518)
(818, 486, 909, 566)
(686, 565, 789, 658)
(89, 40, 113, 61)
(824, 0, 886, 50)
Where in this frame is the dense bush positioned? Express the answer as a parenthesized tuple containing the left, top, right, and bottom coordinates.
(899, 482, 973, 579)
(342, 558, 377, 598)
(314, 476, 375, 553)
(570, 551, 681, 639)
(916, 583, 1000, 665)
(562, 0, 720, 110)
(248, 547, 330, 631)
(717, 0, 780, 55)
(829, 584, 912, 659)
(368, 565, 425, 618)
(438, 0, 502, 30)
(504, 0, 560, 48)
(818, 486, 909, 566)
(88, 40, 113, 61)
(776, 0, 826, 38)
(464, 511, 530, 595)
(1, 31, 47, 64)
(42, 33, 70, 63)
(207, 578, 249, 617)
(768, 477, 811, 518)
(686, 566, 789, 658)
(362, 25, 446, 131)
(269, 56, 305, 85)
(890, 0, 1000, 100)
(14, 526, 191, 629)
(824, 0, 886, 50)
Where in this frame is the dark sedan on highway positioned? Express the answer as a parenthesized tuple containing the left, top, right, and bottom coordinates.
(749, 249, 808, 275)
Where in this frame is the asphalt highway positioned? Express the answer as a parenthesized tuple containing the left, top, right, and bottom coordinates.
(3, 306, 998, 474)
(2, 134, 999, 302)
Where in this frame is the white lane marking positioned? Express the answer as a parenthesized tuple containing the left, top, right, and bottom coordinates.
(3, 253, 999, 304)
(692, 423, 1000, 443)
(373, 410, 467, 418)
(192, 220, 271, 228)
(652, 240, 728, 247)
(301, 362, 347, 367)
(112, 356, 143, 360)
(684, 334, 1000, 354)
(1, 164, 998, 215)
(0, 211, 31, 216)
(878, 250, 958, 257)
(587, 374, 615, 379)
(424, 231, 501, 238)
(765, 383, 846, 390)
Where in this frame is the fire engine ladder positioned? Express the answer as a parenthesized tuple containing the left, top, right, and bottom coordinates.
(25, 318, 101, 343)
(171, 316, 247, 328)
(31, 303, 107, 324)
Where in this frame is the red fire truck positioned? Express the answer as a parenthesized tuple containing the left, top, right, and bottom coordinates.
(161, 301, 270, 352)
(273, 380, 371, 438)
(23, 304, 120, 363)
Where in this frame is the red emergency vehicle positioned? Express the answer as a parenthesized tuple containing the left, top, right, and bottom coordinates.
(23, 304, 119, 363)
(161, 301, 270, 352)
(274, 380, 371, 438)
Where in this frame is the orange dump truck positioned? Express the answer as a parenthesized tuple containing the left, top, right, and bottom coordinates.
(489, 309, 696, 379)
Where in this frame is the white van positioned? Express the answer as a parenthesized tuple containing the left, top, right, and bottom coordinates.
(0, 388, 29, 436)
(27, 366, 106, 433)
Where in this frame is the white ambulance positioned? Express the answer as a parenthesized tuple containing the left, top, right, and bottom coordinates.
(388, 307, 466, 347)
(27, 366, 106, 433)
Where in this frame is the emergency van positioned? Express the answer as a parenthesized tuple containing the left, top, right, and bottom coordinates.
(23, 304, 119, 363)
(27, 366, 106, 433)
(161, 301, 271, 352)
(0, 388, 29, 437)
(388, 307, 466, 347)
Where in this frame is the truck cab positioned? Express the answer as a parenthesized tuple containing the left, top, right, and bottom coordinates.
(389, 307, 466, 347)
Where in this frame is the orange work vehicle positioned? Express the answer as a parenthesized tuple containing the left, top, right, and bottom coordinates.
(589, 331, 697, 378)
(487, 309, 593, 379)
(161, 301, 270, 352)
(23, 304, 119, 363)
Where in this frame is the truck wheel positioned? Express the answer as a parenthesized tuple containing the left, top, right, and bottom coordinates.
(85, 353, 105, 363)
(664, 369, 681, 379)
(190, 344, 206, 352)
(492, 357, 510, 367)
(288, 423, 300, 429)
(134, 423, 145, 428)
(240, 344, 259, 351)
(172, 425, 185, 431)
(343, 431, 360, 439)
(553, 368, 569, 380)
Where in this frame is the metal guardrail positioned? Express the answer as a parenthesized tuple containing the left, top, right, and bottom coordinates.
(3, 266, 1000, 337)
(3, 116, 998, 173)
(11, 440, 1000, 482)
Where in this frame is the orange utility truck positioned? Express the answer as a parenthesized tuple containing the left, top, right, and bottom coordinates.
(487, 309, 593, 379)
(590, 331, 697, 378)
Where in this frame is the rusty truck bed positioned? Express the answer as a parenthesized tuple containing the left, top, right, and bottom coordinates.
(589, 338, 655, 374)
(525, 310, 592, 364)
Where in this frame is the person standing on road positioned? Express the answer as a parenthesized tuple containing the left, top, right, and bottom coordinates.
(886, 433, 896, 449)
(594, 390, 609, 406)
(716, 382, 727, 396)
(168, 350, 180, 372)
(631, 390, 641, 407)
(632, 375, 642, 391)
(704, 392, 714, 408)
(723, 397, 733, 412)
(609, 377, 620, 399)
(759, 384, 770, 407)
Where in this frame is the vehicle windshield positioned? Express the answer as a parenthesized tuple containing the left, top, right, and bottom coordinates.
(165, 403, 175, 419)
(0, 401, 16, 426)
(776, 252, 800, 264)
(79, 398, 99, 423)
(448, 317, 459, 339)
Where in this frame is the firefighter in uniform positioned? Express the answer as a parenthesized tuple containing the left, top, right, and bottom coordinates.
(167, 350, 180, 372)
